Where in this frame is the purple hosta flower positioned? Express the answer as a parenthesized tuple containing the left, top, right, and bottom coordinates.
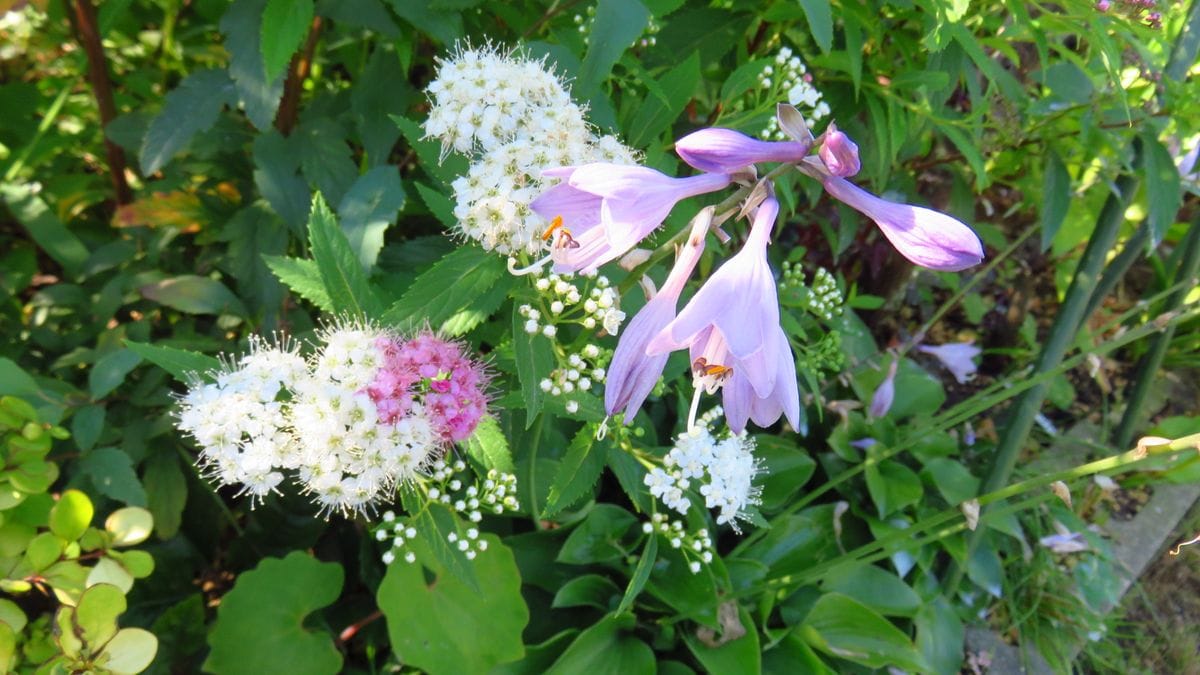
(869, 359, 898, 419)
(917, 341, 981, 384)
(525, 163, 731, 275)
(820, 176, 984, 271)
(647, 197, 800, 434)
(818, 123, 860, 178)
(605, 209, 711, 421)
(674, 127, 810, 174)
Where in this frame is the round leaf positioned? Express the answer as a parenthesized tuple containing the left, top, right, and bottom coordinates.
(50, 490, 94, 542)
(0, 598, 26, 633)
(106, 507, 153, 547)
(75, 583, 126, 648)
(100, 627, 158, 675)
(204, 551, 344, 675)
(24, 531, 63, 572)
(378, 534, 528, 675)
(86, 557, 134, 594)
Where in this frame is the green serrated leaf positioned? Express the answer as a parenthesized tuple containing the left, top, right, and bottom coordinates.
(627, 51, 700, 148)
(139, 69, 236, 175)
(220, 0, 285, 130)
(378, 532, 527, 675)
(79, 447, 146, 507)
(261, 0, 314, 82)
(263, 255, 333, 311)
(307, 193, 383, 319)
(123, 341, 219, 384)
(381, 246, 504, 331)
(253, 130, 310, 230)
(205, 552, 344, 675)
(88, 349, 142, 399)
(462, 416, 514, 474)
(577, 0, 650, 96)
(543, 426, 605, 517)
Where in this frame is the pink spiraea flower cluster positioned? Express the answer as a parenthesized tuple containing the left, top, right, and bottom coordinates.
(176, 326, 491, 517)
(523, 104, 983, 434)
(369, 332, 490, 443)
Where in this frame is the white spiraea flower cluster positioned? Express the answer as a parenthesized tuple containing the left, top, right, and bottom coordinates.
(644, 421, 764, 533)
(177, 326, 492, 517)
(424, 44, 638, 256)
(641, 513, 715, 574)
(760, 46, 831, 139)
(374, 465, 519, 565)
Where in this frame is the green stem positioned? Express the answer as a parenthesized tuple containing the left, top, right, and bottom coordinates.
(3, 84, 73, 183)
(1113, 218, 1200, 448)
(1081, 222, 1150, 321)
(946, 163, 1139, 594)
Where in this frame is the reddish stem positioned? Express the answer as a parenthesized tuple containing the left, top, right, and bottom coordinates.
(337, 609, 383, 644)
(275, 17, 323, 136)
(65, 0, 132, 204)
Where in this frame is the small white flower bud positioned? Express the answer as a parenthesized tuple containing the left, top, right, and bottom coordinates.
(382, 551, 395, 564)
(542, 325, 558, 338)
(404, 551, 416, 563)
(565, 401, 579, 413)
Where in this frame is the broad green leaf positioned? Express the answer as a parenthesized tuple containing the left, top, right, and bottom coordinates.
(820, 564, 920, 617)
(799, 593, 927, 672)
(139, 69, 236, 174)
(263, 255, 333, 311)
(337, 166, 405, 270)
(71, 404, 105, 452)
(645, 542, 718, 625)
(1043, 61, 1093, 105)
(545, 614, 655, 675)
(378, 534, 527, 675)
(0, 183, 90, 277)
(124, 341, 219, 384)
(577, 0, 650, 96)
(79, 447, 146, 507)
(1142, 131, 1182, 247)
(0, 599, 26, 633)
(25, 531, 63, 571)
(87, 557, 134, 594)
(253, 130, 310, 229)
(413, 503, 480, 592)
(220, 0, 285, 130)
(220, 203, 288, 322)
(1040, 149, 1071, 251)
(797, 0, 832, 53)
(543, 426, 606, 517)
(307, 193, 383, 319)
(380, 246, 504, 331)
(0, 358, 40, 401)
(512, 305, 555, 427)
(762, 630, 835, 674)
(864, 459, 923, 518)
(296, 118, 357, 205)
(627, 51, 700, 147)
(384, 0, 463, 45)
(737, 506, 839, 578)
(915, 596, 963, 675)
(140, 276, 247, 316)
(351, 47, 412, 165)
(261, 0, 314, 81)
(552, 574, 621, 610)
(606, 443, 653, 513)
(755, 436, 816, 511)
(920, 458, 979, 505)
(49, 489, 93, 542)
(205, 552, 344, 675)
(101, 627, 158, 675)
(89, 349, 142, 399)
(557, 504, 637, 565)
(461, 416, 515, 474)
(683, 604, 761, 675)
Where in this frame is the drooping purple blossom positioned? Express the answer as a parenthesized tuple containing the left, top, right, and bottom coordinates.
(605, 209, 711, 421)
(869, 359, 898, 419)
(674, 127, 811, 174)
(820, 176, 984, 272)
(917, 341, 981, 384)
(527, 164, 730, 274)
(647, 197, 800, 433)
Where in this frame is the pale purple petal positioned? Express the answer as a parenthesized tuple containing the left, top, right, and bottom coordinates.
(869, 360, 898, 418)
(722, 371, 754, 434)
(917, 342, 981, 384)
(530, 183, 603, 232)
(675, 128, 810, 174)
(823, 177, 984, 272)
(605, 297, 674, 419)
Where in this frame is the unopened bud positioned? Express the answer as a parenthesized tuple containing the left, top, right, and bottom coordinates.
(819, 123, 861, 178)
